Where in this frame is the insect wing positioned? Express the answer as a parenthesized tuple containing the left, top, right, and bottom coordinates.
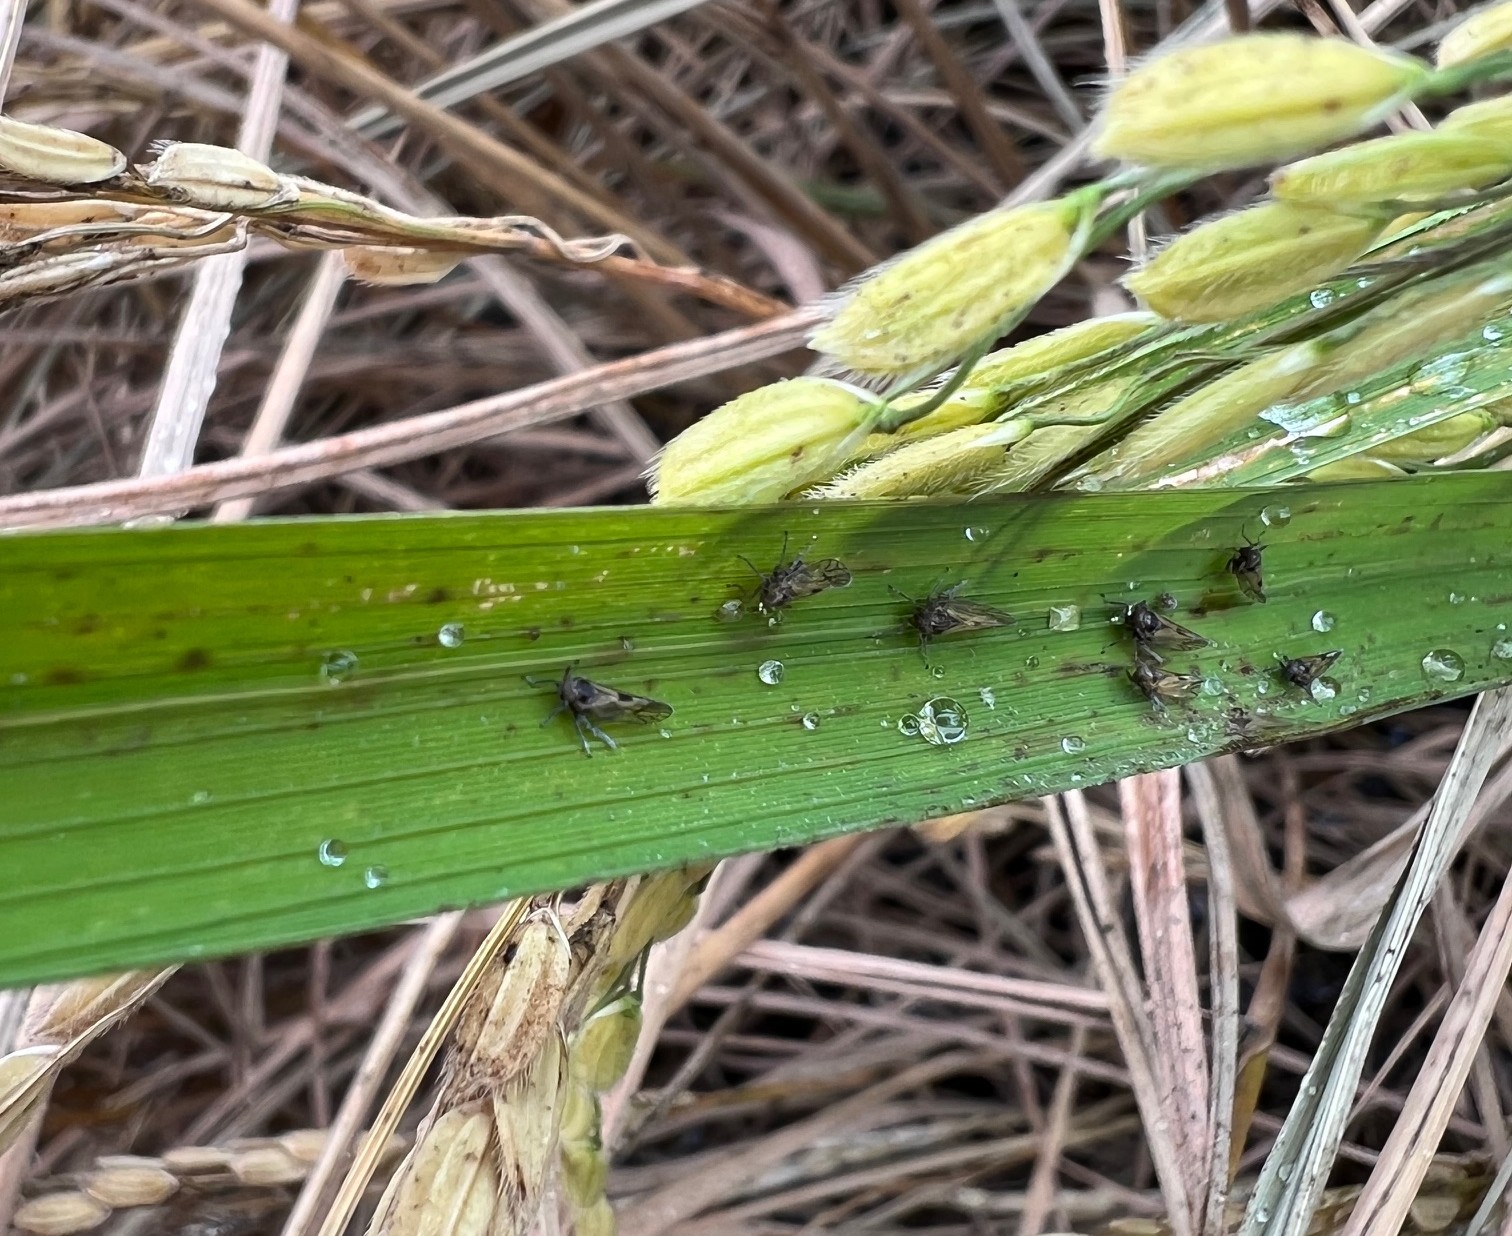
(931, 596, 1012, 634)
(785, 557, 853, 602)
(578, 679, 673, 724)
(1144, 609, 1210, 651)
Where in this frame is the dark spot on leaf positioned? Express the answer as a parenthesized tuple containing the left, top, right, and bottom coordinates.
(427, 587, 451, 604)
(524, 627, 541, 641)
(177, 648, 212, 672)
(72, 614, 100, 635)
(46, 667, 85, 685)
(298, 542, 319, 556)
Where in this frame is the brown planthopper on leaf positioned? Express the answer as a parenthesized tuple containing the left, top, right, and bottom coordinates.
(1226, 530, 1267, 603)
(737, 533, 852, 616)
(1107, 597, 1212, 662)
(528, 666, 673, 756)
(1276, 649, 1342, 691)
(891, 582, 1012, 658)
(1127, 654, 1204, 711)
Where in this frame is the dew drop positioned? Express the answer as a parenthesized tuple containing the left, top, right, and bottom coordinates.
(897, 715, 921, 737)
(619, 636, 634, 651)
(1061, 735, 1086, 754)
(1311, 610, 1336, 633)
(1309, 678, 1337, 702)
(1308, 288, 1335, 309)
(1201, 677, 1225, 697)
(800, 712, 820, 731)
(964, 526, 990, 541)
(1448, 591, 1466, 605)
(1047, 604, 1081, 632)
(363, 864, 389, 889)
(1260, 505, 1292, 528)
(320, 650, 358, 684)
(318, 839, 348, 868)
(930, 665, 946, 679)
(1493, 638, 1512, 660)
(716, 599, 744, 621)
(437, 622, 464, 648)
(1025, 655, 1040, 669)
(978, 686, 997, 710)
(756, 659, 785, 686)
(918, 697, 969, 745)
(1421, 648, 1466, 682)
(190, 789, 211, 805)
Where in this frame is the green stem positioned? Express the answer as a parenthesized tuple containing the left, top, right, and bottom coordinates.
(1420, 49, 1512, 97)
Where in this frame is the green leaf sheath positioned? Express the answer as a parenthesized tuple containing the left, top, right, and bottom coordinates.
(3, 477, 1511, 985)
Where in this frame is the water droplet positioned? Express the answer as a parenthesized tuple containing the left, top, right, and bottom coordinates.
(1421, 649, 1466, 682)
(929, 664, 946, 679)
(1155, 592, 1178, 612)
(438, 622, 464, 648)
(964, 526, 989, 541)
(318, 839, 348, 868)
(1077, 475, 1104, 493)
(320, 650, 358, 684)
(1260, 505, 1292, 528)
(1061, 735, 1086, 754)
(190, 789, 211, 805)
(1448, 591, 1466, 605)
(1309, 678, 1337, 702)
(800, 713, 820, 731)
(1047, 604, 1081, 632)
(716, 599, 744, 621)
(757, 659, 785, 685)
(978, 686, 997, 710)
(1493, 638, 1512, 660)
(917, 697, 969, 745)
(1308, 288, 1335, 309)
(897, 715, 921, 737)
(619, 636, 635, 652)
(363, 864, 389, 889)
(659, 728, 672, 739)
(1311, 610, 1336, 633)
(1024, 655, 1040, 669)
(1485, 322, 1509, 343)
(1201, 677, 1225, 697)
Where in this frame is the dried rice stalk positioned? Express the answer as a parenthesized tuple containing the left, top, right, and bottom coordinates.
(352, 867, 709, 1236)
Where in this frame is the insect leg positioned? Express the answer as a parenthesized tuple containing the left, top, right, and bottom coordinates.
(576, 714, 618, 754)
